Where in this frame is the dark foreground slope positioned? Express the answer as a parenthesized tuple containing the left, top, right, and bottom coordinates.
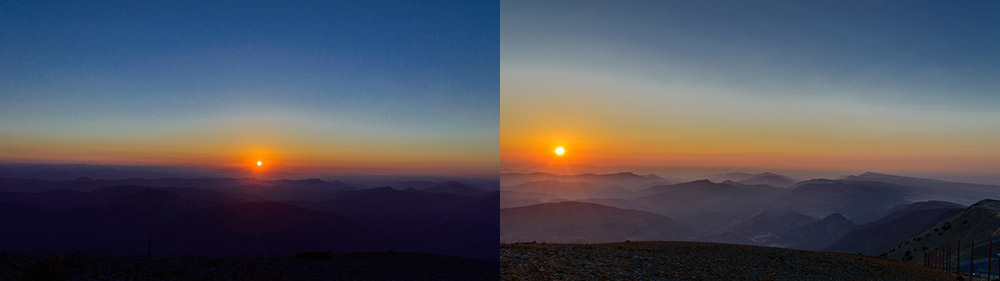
(0, 178, 498, 261)
(885, 199, 1000, 263)
(0, 252, 499, 281)
(501, 242, 952, 281)
(825, 201, 964, 255)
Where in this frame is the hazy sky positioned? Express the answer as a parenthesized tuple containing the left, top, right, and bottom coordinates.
(502, 1, 1000, 182)
(0, 0, 498, 177)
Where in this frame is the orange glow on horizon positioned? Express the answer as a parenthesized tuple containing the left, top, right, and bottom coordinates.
(500, 76, 1000, 175)
(0, 132, 494, 177)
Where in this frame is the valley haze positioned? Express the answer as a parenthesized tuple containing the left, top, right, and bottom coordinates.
(501, 170, 998, 256)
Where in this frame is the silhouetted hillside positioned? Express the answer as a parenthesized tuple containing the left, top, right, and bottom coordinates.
(415, 192, 499, 259)
(846, 172, 1000, 205)
(293, 187, 498, 260)
(885, 199, 1000, 263)
(825, 201, 964, 255)
(419, 181, 485, 197)
(504, 180, 632, 199)
(0, 177, 497, 261)
(500, 190, 563, 208)
(778, 179, 911, 223)
(633, 180, 785, 232)
(705, 172, 755, 182)
(725, 211, 817, 245)
(737, 172, 796, 188)
(389, 180, 487, 197)
(635, 180, 784, 214)
(0, 164, 214, 181)
(501, 202, 698, 243)
(499, 171, 999, 256)
(774, 213, 857, 250)
(0, 177, 353, 194)
(169, 202, 372, 256)
(501, 172, 665, 189)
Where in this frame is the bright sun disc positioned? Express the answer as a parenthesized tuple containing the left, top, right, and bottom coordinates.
(256, 161, 262, 166)
(554, 147, 565, 156)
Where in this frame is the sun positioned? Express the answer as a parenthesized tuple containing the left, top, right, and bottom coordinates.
(554, 146, 565, 156)
(256, 160, 262, 166)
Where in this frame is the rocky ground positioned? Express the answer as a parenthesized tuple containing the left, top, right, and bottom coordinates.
(501, 241, 955, 281)
(0, 251, 499, 281)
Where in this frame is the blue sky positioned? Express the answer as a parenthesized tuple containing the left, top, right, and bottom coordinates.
(1, 0, 498, 176)
(504, 0, 999, 110)
(502, 1, 1000, 182)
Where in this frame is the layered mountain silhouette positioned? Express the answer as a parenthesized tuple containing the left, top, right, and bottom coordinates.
(388, 180, 485, 197)
(737, 172, 796, 188)
(825, 201, 964, 255)
(500, 190, 565, 209)
(705, 172, 756, 183)
(703, 172, 797, 187)
(0, 177, 498, 261)
(720, 211, 817, 245)
(501, 172, 667, 190)
(503, 180, 633, 200)
(500, 202, 698, 243)
(776, 179, 912, 224)
(846, 172, 999, 205)
(772, 213, 857, 250)
(632, 180, 785, 232)
(501, 171, 998, 256)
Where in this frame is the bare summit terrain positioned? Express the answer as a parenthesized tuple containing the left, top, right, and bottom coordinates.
(501, 241, 953, 281)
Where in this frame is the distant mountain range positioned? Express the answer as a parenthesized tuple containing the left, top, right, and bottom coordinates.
(0, 177, 353, 194)
(500, 202, 698, 243)
(0, 164, 224, 180)
(846, 172, 999, 205)
(390, 180, 486, 197)
(706, 172, 797, 188)
(775, 179, 912, 223)
(503, 180, 633, 200)
(0, 164, 501, 191)
(501, 172, 668, 189)
(501, 171, 998, 257)
(0, 177, 498, 260)
(725, 211, 817, 245)
(773, 213, 857, 250)
(500, 190, 565, 209)
(738, 172, 797, 188)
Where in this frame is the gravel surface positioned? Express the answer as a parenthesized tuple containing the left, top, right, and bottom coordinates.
(501, 241, 955, 281)
(0, 252, 499, 281)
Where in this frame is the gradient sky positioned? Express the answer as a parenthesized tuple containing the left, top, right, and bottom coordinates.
(502, 1, 1000, 182)
(0, 0, 498, 177)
